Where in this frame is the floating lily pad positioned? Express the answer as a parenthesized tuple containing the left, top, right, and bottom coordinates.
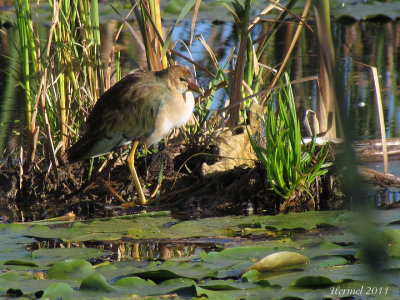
(42, 283, 76, 300)
(47, 259, 94, 280)
(155, 278, 197, 295)
(131, 260, 218, 281)
(3, 260, 39, 267)
(195, 285, 277, 300)
(381, 228, 400, 257)
(79, 273, 116, 293)
(241, 269, 260, 282)
(32, 247, 105, 266)
(290, 275, 336, 288)
(1, 210, 400, 299)
(333, 1, 400, 21)
(199, 278, 267, 290)
(113, 276, 157, 288)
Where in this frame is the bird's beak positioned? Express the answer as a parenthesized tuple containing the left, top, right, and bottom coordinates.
(188, 78, 203, 95)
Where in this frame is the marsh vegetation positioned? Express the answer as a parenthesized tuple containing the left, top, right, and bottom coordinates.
(0, 0, 400, 299)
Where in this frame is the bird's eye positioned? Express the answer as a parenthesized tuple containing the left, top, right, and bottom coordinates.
(179, 77, 187, 82)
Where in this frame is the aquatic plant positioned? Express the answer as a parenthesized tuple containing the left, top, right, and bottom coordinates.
(249, 74, 332, 212)
(6, 0, 336, 208)
(11, 0, 109, 171)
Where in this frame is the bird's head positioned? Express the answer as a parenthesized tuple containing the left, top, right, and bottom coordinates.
(162, 65, 203, 95)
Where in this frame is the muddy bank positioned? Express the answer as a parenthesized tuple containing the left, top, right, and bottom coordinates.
(0, 142, 347, 222)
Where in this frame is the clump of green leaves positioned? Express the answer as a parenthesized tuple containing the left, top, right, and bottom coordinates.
(249, 74, 332, 210)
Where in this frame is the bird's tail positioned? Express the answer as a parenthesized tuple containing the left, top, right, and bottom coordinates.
(66, 136, 93, 162)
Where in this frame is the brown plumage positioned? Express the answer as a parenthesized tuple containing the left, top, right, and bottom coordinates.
(67, 65, 202, 204)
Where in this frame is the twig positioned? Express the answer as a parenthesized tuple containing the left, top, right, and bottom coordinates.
(98, 178, 126, 203)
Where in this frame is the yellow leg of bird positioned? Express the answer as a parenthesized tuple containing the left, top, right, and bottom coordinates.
(126, 140, 147, 205)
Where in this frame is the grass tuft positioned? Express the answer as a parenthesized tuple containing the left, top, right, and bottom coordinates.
(248, 74, 332, 211)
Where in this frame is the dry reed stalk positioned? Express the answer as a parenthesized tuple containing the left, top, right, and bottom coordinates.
(371, 66, 388, 173)
(189, 0, 201, 47)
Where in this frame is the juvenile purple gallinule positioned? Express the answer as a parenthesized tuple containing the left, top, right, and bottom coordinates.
(67, 65, 202, 205)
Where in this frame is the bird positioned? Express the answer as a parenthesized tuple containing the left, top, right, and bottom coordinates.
(66, 65, 202, 205)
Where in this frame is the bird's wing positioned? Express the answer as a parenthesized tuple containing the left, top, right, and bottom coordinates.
(85, 72, 164, 141)
(66, 72, 166, 161)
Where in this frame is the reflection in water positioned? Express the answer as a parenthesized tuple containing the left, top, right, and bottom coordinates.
(373, 188, 400, 207)
(30, 239, 218, 261)
(337, 21, 400, 140)
(366, 159, 400, 205)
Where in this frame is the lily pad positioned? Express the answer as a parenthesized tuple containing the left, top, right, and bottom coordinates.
(195, 285, 276, 300)
(290, 275, 336, 288)
(199, 278, 266, 290)
(3, 260, 39, 267)
(47, 259, 94, 280)
(1, 210, 400, 299)
(113, 276, 157, 288)
(42, 283, 76, 300)
(156, 278, 197, 295)
(113, 276, 196, 296)
(79, 273, 117, 292)
(241, 269, 261, 283)
(333, 1, 400, 21)
(131, 260, 218, 281)
(32, 247, 105, 266)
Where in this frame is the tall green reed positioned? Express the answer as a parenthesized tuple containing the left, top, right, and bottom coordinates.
(11, 0, 107, 170)
(8, 0, 201, 173)
(14, 0, 34, 163)
(0, 29, 20, 158)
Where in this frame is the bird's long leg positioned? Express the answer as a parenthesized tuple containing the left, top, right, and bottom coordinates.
(126, 140, 147, 205)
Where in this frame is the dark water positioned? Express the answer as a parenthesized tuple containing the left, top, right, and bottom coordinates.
(366, 160, 400, 205)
